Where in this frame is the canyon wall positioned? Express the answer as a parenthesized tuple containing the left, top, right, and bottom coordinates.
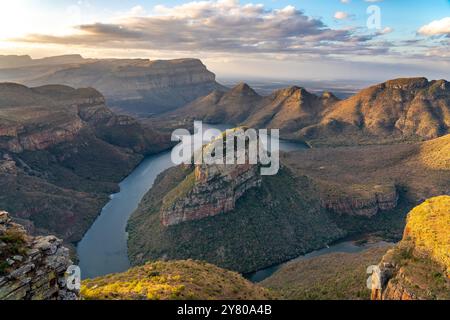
(0, 56, 226, 116)
(320, 185, 399, 217)
(161, 163, 261, 226)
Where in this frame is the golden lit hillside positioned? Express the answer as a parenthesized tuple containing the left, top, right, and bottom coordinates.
(81, 260, 272, 300)
(403, 196, 450, 274)
(416, 134, 450, 170)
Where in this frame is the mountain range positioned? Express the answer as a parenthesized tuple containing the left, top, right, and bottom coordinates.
(169, 77, 450, 146)
(0, 55, 225, 117)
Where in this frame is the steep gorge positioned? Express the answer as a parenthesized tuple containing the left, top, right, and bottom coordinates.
(0, 83, 169, 243)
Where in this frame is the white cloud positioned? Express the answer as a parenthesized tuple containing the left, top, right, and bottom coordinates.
(380, 27, 393, 34)
(334, 11, 349, 20)
(418, 17, 450, 36)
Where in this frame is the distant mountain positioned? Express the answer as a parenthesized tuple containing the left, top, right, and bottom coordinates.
(0, 83, 169, 243)
(174, 82, 263, 123)
(170, 77, 450, 146)
(0, 54, 86, 69)
(0, 56, 226, 116)
(300, 78, 450, 146)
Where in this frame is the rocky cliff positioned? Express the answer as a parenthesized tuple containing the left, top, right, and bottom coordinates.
(0, 83, 168, 243)
(0, 211, 79, 300)
(160, 129, 262, 226)
(0, 56, 226, 116)
(372, 196, 450, 300)
(161, 164, 261, 226)
(320, 185, 399, 217)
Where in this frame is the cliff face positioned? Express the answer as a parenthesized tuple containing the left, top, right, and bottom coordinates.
(161, 164, 261, 226)
(0, 56, 225, 116)
(372, 196, 450, 300)
(0, 211, 79, 300)
(320, 185, 399, 217)
(0, 83, 168, 243)
(161, 130, 262, 226)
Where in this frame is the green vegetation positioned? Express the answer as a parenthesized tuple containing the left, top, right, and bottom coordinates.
(0, 228, 27, 275)
(261, 246, 391, 300)
(128, 166, 345, 273)
(81, 260, 272, 300)
(161, 169, 196, 210)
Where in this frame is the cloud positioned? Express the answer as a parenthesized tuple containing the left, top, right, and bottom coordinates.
(418, 17, 450, 36)
(380, 27, 393, 34)
(13, 0, 385, 58)
(334, 11, 349, 20)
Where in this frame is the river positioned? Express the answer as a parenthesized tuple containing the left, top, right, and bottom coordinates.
(245, 240, 393, 283)
(77, 123, 310, 279)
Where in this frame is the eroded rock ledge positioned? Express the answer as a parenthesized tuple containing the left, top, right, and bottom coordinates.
(161, 163, 262, 226)
(321, 185, 399, 217)
(160, 129, 263, 226)
(0, 211, 79, 300)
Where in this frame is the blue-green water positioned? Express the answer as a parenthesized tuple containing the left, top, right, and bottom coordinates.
(77, 124, 308, 279)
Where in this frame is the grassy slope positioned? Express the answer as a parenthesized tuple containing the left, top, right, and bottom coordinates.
(81, 260, 273, 300)
(261, 246, 392, 300)
(282, 134, 450, 240)
(128, 166, 345, 273)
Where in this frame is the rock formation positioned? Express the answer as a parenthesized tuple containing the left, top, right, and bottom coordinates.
(0, 56, 226, 116)
(371, 196, 450, 300)
(320, 185, 399, 217)
(0, 211, 79, 300)
(0, 83, 168, 243)
(161, 129, 262, 226)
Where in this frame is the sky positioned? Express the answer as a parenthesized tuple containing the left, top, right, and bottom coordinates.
(0, 0, 449, 81)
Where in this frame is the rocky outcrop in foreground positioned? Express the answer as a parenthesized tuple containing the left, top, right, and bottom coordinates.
(0, 211, 79, 300)
(371, 196, 450, 300)
(81, 260, 271, 300)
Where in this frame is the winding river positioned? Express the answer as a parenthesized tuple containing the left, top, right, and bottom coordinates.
(76, 123, 333, 279)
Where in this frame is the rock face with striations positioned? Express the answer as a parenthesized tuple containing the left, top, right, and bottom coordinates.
(0, 55, 226, 116)
(371, 196, 450, 300)
(161, 130, 262, 226)
(0, 83, 168, 243)
(0, 211, 79, 300)
(320, 185, 399, 217)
